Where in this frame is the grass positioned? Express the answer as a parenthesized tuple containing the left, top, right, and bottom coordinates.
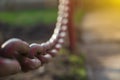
(59, 49, 87, 80)
(69, 54, 87, 80)
(0, 8, 84, 27)
(0, 9, 57, 26)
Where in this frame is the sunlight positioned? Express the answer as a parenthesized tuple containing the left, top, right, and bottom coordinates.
(109, 0, 120, 7)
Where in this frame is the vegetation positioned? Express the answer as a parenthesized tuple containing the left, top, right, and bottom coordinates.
(58, 49, 87, 80)
(0, 9, 57, 26)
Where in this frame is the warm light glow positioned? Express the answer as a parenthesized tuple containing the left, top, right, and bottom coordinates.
(109, 0, 120, 7)
(83, 0, 120, 10)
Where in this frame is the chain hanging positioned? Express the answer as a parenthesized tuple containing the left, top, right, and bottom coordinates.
(0, 0, 70, 77)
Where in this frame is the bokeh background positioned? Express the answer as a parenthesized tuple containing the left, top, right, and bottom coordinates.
(1, 0, 120, 80)
(0, 0, 86, 80)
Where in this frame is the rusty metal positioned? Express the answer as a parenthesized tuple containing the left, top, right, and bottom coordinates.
(0, 0, 70, 77)
(67, 0, 77, 51)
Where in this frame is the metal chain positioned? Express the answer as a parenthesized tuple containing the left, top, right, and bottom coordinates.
(0, 0, 70, 77)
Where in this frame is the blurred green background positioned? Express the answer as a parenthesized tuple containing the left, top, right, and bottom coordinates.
(0, 0, 86, 80)
(0, 9, 57, 26)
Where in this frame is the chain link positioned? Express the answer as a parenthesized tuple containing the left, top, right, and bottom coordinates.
(0, 0, 70, 77)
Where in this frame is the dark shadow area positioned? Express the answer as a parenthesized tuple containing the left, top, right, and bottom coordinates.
(0, 22, 55, 44)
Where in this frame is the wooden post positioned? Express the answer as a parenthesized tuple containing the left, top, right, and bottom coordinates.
(67, 0, 77, 51)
